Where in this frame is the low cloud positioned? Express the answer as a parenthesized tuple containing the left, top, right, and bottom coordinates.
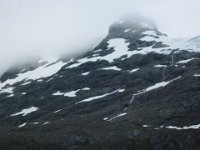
(0, 0, 200, 75)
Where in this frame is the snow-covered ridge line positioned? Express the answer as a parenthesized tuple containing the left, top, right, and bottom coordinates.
(66, 38, 176, 70)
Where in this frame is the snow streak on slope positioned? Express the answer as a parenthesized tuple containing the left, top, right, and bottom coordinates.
(10, 106, 39, 117)
(107, 112, 127, 121)
(177, 58, 197, 64)
(100, 66, 121, 71)
(77, 89, 123, 103)
(129, 76, 181, 106)
(143, 124, 200, 130)
(145, 76, 181, 92)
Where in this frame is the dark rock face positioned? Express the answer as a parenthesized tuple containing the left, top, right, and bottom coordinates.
(0, 16, 200, 150)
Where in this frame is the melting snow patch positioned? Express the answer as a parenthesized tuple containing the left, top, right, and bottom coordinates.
(118, 89, 125, 93)
(194, 73, 200, 77)
(124, 29, 132, 32)
(81, 72, 90, 76)
(94, 49, 102, 53)
(11, 106, 39, 117)
(0, 60, 69, 92)
(7, 94, 14, 97)
(64, 91, 77, 97)
(18, 123, 27, 128)
(100, 66, 121, 71)
(43, 121, 50, 125)
(37, 79, 43, 82)
(77, 89, 121, 103)
(108, 112, 127, 121)
(46, 78, 53, 82)
(154, 65, 167, 68)
(145, 76, 181, 92)
(103, 117, 108, 121)
(21, 81, 31, 86)
(53, 109, 62, 113)
(0, 87, 14, 94)
(66, 38, 129, 68)
(64, 87, 90, 97)
(53, 87, 90, 97)
(82, 87, 90, 90)
(67, 37, 185, 69)
(129, 68, 139, 73)
(177, 58, 197, 64)
(92, 54, 99, 57)
(143, 124, 200, 130)
(52, 91, 64, 96)
(128, 76, 181, 106)
(142, 125, 150, 128)
(165, 124, 200, 130)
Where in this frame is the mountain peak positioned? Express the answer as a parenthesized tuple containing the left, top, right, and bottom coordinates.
(107, 14, 159, 39)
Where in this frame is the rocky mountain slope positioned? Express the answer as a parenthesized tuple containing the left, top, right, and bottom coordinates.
(0, 16, 200, 150)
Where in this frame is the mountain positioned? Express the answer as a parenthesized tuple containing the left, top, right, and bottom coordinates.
(1, 16, 200, 150)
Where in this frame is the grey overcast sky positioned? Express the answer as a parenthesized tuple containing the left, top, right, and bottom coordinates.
(0, 0, 200, 75)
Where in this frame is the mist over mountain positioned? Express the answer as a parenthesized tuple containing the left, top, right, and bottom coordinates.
(0, 13, 200, 149)
(1, 0, 200, 76)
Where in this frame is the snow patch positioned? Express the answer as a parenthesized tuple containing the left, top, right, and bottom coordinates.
(53, 87, 90, 97)
(0, 87, 14, 94)
(108, 112, 127, 121)
(18, 123, 27, 128)
(143, 124, 200, 130)
(128, 76, 181, 106)
(194, 73, 200, 77)
(154, 65, 167, 68)
(0, 59, 69, 93)
(129, 68, 139, 73)
(145, 76, 181, 92)
(118, 89, 125, 93)
(77, 89, 121, 103)
(11, 106, 39, 117)
(81, 72, 90, 76)
(124, 29, 132, 32)
(52, 91, 64, 96)
(177, 58, 197, 64)
(43, 121, 50, 125)
(53, 109, 62, 113)
(100, 66, 121, 71)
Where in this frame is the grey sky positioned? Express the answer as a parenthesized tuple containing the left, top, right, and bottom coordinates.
(0, 0, 200, 75)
